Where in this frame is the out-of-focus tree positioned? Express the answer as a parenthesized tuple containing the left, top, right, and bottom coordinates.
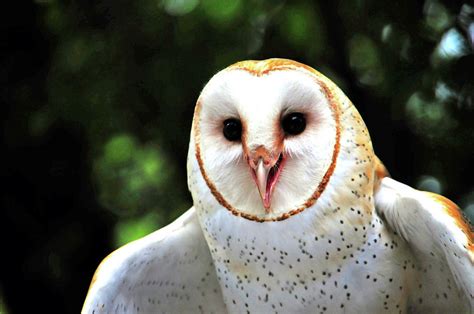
(2, 0, 473, 312)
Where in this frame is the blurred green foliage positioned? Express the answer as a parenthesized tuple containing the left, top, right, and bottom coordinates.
(114, 211, 164, 247)
(28, 0, 473, 228)
(3, 0, 474, 312)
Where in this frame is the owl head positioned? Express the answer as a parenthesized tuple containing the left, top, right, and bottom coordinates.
(188, 59, 370, 222)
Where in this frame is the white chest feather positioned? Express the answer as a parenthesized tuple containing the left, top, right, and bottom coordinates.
(195, 199, 417, 313)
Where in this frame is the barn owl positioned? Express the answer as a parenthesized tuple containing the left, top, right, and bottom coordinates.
(82, 59, 473, 313)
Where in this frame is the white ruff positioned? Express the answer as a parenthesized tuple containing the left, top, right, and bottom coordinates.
(195, 69, 337, 219)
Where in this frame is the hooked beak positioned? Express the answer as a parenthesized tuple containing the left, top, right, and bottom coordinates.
(250, 154, 285, 213)
(255, 159, 271, 209)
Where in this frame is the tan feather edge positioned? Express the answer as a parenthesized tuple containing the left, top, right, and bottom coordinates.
(374, 155, 390, 192)
(424, 192, 474, 263)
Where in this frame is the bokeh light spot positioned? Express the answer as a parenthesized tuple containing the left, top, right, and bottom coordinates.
(349, 34, 384, 86)
(405, 92, 457, 139)
(424, 0, 452, 33)
(280, 3, 324, 56)
(432, 28, 469, 65)
(416, 175, 443, 194)
(104, 134, 137, 165)
(161, 0, 199, 16)
(201, 0, 242, 25)
(114, 212, 163, 247)
(381, 24, 393, 43)
(434, 81, 456, 102)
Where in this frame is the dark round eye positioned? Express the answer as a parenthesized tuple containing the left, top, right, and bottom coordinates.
(282, 112, 306, 135)
(223, 118, 242, 141)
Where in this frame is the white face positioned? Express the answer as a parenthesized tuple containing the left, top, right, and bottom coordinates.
(192, 64, 339, 221)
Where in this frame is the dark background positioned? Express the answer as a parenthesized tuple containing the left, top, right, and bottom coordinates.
(2, 0, 473, 313)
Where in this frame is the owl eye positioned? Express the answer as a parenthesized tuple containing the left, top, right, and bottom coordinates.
(223, 118, 242, 141)
(282, 112, 306, 135)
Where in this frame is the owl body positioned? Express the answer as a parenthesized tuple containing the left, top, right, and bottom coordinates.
(188, 84, 468, 313)
(83, 59, 473, 313)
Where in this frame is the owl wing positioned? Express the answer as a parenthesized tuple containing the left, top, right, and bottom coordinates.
(374, 176, 473, 305)
(82, 207, 226, 313)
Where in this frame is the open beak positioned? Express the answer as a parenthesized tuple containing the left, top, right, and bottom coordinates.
(251, 154, 285, 212)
